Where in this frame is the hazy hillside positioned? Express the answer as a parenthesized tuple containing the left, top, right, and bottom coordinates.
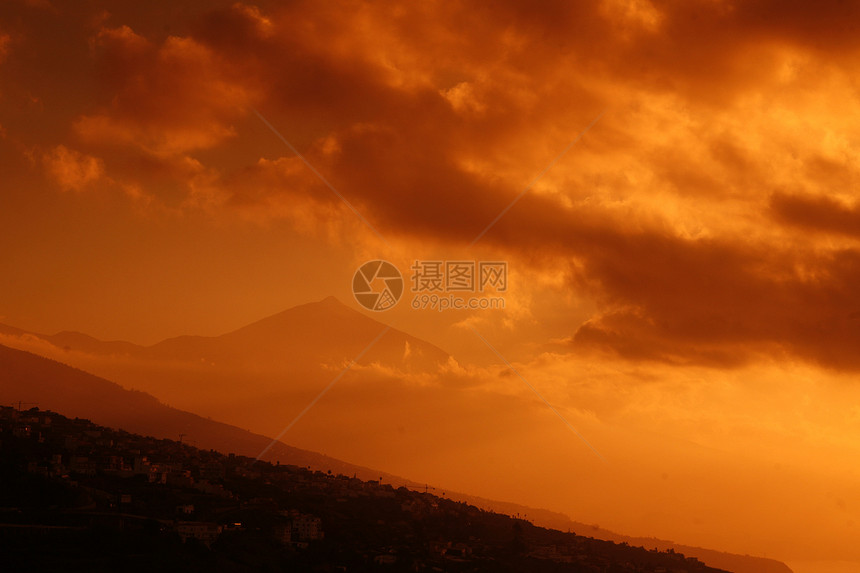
(0, 343, 413, 484)
(0, 343, 794, 573)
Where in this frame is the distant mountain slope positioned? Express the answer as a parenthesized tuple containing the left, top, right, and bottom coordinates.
(0, 321, 143, 357)
(144, 296, 448, 371)
(0, 343, 409, 483)
(0, 323, 27, 337)
(0, 297, 450, 433)
(0, 297, 448, 372)
(46, 331, 141, 356)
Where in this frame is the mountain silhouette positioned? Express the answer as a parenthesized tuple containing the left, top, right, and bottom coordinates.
(0, 322, 141, 356)
(2, 297, 447, 370)
(142, 296, 448, 370)
(0, 297, 449, 432)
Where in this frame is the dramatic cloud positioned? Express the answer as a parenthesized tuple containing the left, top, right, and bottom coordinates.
(5, 0, 860, 357)
(75, 24, 257, 155)
(2, 0, 856, 370)
(771, 192, 860, 239)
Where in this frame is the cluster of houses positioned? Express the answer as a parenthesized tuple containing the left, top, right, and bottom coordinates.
(172, 510, 322, 547)
(2, 407, 712, 573)
(1, 407, 325, 550)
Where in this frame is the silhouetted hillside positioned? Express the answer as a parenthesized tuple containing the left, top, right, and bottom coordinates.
(0, 406, 733, 573)
(437, 496, 793, 573)
(0, 343, 412, 484)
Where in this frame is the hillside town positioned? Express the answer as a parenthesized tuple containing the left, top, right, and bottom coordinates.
(0, 406, 729, 572)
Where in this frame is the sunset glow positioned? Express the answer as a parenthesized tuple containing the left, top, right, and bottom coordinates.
(3, 2, 860, 571)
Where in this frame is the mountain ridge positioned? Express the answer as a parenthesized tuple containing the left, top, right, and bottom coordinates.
(0, 296, 449, 370)
(0, 297, 452, 436)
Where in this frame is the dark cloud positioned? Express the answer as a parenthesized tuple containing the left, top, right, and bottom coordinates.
(735, 0, 860, 51)
(568, 234, 860, 370)
(7, 0, 860, 370)
(771, 192, 860, 239)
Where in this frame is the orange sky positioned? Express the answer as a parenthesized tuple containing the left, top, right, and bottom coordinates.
(2, 1, 860, 570)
